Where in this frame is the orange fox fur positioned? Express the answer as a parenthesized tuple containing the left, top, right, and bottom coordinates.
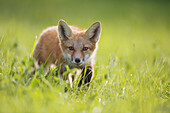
(33, 20, 101, 87)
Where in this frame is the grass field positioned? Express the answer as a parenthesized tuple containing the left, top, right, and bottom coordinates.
(0, 0, 170, 113)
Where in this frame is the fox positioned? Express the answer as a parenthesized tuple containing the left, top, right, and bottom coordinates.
(33, 19, 101, 87)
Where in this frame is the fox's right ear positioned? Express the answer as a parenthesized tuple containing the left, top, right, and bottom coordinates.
(58, 20, 72, 40)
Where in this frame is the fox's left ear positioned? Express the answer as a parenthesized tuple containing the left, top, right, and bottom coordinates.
(85, 21, 101, 42)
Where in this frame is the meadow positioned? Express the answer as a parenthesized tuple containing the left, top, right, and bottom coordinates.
(0, 0, 169, 113)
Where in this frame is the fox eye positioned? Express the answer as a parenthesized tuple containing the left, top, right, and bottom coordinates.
(68, 46, 74, 51)
(83, 47, 88, 51)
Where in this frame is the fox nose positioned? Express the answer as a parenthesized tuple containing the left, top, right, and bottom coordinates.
(75, 58, 80, 63)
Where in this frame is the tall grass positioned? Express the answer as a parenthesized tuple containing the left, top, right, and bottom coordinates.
(0, 0, 169, 113)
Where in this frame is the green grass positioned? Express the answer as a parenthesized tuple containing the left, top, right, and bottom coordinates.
(0, 0, 170, 113)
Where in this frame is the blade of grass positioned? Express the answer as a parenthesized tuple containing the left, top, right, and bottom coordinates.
(30, 36, 37, 58)
(41, 75, 53, 89)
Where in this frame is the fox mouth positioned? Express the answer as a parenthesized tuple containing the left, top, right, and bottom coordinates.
(72, 62, 84, 67)
(74, 62, 82, 66)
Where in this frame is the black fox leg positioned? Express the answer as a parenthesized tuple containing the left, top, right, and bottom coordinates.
(78, 67, 93, 87)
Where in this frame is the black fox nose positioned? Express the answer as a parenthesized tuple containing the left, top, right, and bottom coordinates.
(75, 58, 80, 63)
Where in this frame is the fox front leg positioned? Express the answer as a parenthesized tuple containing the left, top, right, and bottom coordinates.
(78, 67, 93, 87)
(68, 69, 82, 88)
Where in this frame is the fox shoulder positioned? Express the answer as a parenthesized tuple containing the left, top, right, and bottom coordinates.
(33, 26, 63, 66)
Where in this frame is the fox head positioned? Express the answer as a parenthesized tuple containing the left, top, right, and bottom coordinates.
(58, 20, 101, 67)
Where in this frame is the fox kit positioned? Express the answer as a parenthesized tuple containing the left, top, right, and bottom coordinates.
(33, 20, 101, 87)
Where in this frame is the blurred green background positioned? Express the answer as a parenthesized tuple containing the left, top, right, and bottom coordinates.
(1, 0, 170, 64)
(0, 0, 170, 113)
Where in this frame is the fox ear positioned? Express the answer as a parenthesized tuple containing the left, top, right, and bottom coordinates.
(58, 20, 72, 40)
(85, 21, 101, 42)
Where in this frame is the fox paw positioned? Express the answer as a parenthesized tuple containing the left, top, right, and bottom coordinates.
(78, 68, 93, 87)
